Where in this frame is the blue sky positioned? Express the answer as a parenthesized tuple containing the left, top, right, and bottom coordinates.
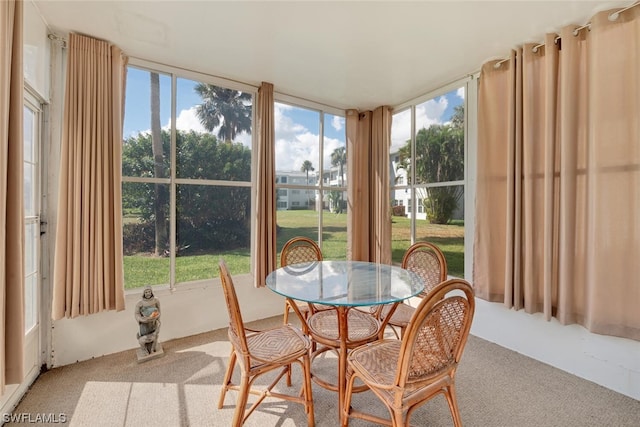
(391, 87, 465, 153)
(123, 66, 464, 172)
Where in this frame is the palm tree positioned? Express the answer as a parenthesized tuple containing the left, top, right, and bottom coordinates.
(396, 115, 464, 224)
(301, 160, 315, 185)
(150, 72, 167, 256)
(331, 147, 347, 212)
(301, 160, 315, 208)
(331, 147, 346, 187)
(194, 84, 252, 142)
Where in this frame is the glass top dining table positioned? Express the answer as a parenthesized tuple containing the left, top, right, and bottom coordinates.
(265, 260, 425, 307)
(265, 260, 425, 421)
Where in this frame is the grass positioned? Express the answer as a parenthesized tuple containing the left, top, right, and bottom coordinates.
(124, 210, 464, 289)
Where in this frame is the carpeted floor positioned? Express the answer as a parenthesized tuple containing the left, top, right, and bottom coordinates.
(8, 316, 640, 426)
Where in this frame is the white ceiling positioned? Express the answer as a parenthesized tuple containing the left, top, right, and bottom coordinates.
(33, 0, 627, 110)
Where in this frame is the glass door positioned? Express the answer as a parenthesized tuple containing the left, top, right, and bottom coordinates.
(23, 90, 42, 375)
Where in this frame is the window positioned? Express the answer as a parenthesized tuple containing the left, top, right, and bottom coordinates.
(390, 82, 467, 277)
(122, 64, 254, 289)
(274, 101, 346, 260)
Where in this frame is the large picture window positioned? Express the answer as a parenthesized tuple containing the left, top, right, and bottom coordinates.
(274, 101, 346, 261)
(390, 82, 467, 277)
(122, 64, 254, 289)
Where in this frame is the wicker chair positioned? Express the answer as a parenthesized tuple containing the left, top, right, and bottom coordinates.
(380, 241, 448, 338)
(342, 279, 475, 427)
(217, 259, 315, 427)
(280, 236, 326, 324)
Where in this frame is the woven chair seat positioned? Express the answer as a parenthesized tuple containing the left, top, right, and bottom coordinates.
(348, 339, 451, 400)
(348, 340, 402, 386)
(380, 302, 415, 328)
(246, 326, 309, 368)
(308, 308, 380, 344)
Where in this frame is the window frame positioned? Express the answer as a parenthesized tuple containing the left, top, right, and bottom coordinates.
(122, 58, 258, 290)
(272, 94, 346, 252)
(390, 75, 477, 278)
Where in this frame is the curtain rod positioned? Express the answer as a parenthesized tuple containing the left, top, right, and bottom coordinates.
(495, 1, 638, 67)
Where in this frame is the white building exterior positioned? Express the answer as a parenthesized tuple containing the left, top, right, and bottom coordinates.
(389, 151, 464, 221)
(275, 171, 317, 210)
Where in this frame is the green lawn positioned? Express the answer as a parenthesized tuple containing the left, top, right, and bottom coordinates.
(124, 210, 464, 289)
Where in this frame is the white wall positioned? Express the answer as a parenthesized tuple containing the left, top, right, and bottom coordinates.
(51, 274, 284, 366)
(23, 0, 50, 99)
(471, 298, 640, 401)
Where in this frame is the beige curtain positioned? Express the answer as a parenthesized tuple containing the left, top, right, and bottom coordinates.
(347, 106, 392, 263)
(474, 7, 640, 340)
(253, 82, 276, 287)
(0, 0, 24, 394)
(52, 34, 127, 319)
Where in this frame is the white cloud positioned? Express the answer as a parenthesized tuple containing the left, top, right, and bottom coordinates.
(163, 106, 252, 148)
(235, 130, 252, 148)
(331, 115, 344, 131)
(322, 137, 344, 170)
(457, 87, 465, 100)
(170, 107, 206, 133)
(274, 103, 308, 140)
(390, 96, 449, 153)
(416, 96, 448, 129)
(275, 104, 317, 172)
(273, 103, 346, 173)
(391, 109, 411, 153)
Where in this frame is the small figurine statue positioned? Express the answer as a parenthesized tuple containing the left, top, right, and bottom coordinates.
(135, 286, 162, 360)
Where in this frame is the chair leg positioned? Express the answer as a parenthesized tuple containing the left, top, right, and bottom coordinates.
(284, 302, 293, 386)
(231, 373, 250, 427)
(302, 354, 315, 426)
(283, 301, 290, 324)
(444, 385, 463, 427)
(218, 349, 237, 409)
(389, 324, 401, 339)
(391, 409, 404, 427)
(342, 371, 357, 427)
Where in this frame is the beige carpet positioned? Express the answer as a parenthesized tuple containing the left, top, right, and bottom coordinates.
(8, 316, 640, 426)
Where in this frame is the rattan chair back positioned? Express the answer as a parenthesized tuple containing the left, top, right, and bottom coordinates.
(280, 236, 324, 324)
(219, 258, 249, 358)
(397, 278, 474, 388)
(401, 241, 448, 297)
(379, 242, 448, 338)
(280, 236, 323, 267)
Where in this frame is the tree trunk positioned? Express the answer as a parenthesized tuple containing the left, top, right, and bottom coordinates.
(150, 73, 167, 256)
